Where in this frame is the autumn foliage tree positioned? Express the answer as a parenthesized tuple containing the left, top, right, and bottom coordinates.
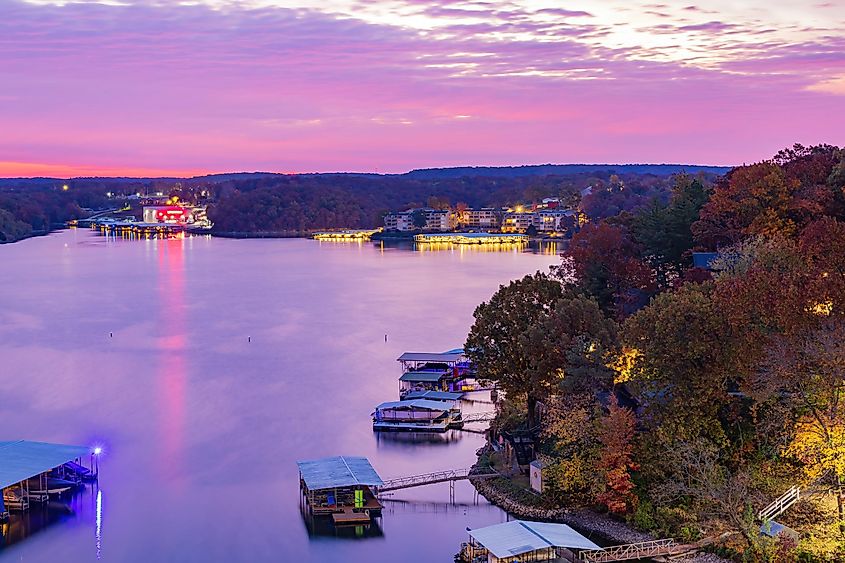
(563, 222, 653, 317)
(595, 397, 638, 514)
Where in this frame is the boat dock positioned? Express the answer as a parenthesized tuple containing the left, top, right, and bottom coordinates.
(413, 232, 528, 245)
(312, 228, 382, 241)
(1, 440, 98, 519)
(297, 456, 384, 525)
(372, 399, 463, 432)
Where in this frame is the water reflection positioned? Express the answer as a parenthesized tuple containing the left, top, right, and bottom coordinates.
(299, 499, 384, 540)
(0, 231, 554, 562)
(156, 237, 187, 480)
(374, 238, 563, 255)
(0, 487, 98, 551)
(373, 430, 464, 447)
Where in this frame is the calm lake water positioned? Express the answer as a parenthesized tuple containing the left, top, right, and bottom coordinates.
(0, 229, 556, 562)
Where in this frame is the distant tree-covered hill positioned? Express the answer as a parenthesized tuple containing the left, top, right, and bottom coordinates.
(0, 164, 731, 241)
(403, 163, 732, 179)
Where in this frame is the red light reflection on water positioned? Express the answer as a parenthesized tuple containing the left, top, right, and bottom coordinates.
(156, 236, 187, 479)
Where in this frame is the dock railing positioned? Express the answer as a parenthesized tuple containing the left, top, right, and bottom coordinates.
(578, 538, 681, 562)
(379, 467, 499, 493)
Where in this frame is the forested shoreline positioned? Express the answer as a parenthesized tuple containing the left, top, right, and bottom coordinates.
(466, 144, 845, 561)
(0, 164, 726, 243)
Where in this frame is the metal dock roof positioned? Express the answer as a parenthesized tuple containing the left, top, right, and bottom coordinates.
(399, 370, 449, 382)
(402, 390, 463, 401)
(397, 352, 464, 363)
(468, 520, 600, 558)
(0, 440, 91, 490)
(296, 456, 384, 491)
(375, 399, 451, 412)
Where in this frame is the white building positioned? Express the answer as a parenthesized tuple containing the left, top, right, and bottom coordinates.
(383, 209, 452, 232)
(142, 205, 210, 227)
(535, 209, 576, 233)
(459, 208, 500, 229)
(501, 211, 536, 233)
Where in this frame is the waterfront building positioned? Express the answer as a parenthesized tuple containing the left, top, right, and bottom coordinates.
(535, 209, 577, 233)
(458, 208, 501, 229)
(460, 520, 601, 563)
(501, 211, 536, 233)
(383, 208, 453, 232)
(142, 205, 210, 227)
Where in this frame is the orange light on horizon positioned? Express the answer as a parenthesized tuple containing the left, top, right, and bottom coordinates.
(0, 161, 285, 179)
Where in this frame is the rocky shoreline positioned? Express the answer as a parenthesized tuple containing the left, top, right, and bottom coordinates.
(469, 452, 731, 563)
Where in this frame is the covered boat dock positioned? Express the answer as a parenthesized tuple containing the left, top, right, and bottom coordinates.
(402, 390, 464, 402)
(461, 520, 601, 563)
(397, 351, 466, 372)
(399, 370, 452, 395)
(297, 456, 384, 525)
(372, 399, 461, 432)
(0, 440, 96, 519)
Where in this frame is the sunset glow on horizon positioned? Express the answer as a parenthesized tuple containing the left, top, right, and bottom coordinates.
(1, 0, 844, 178)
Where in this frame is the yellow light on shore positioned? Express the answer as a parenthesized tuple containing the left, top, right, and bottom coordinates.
(62, 184, 69, 191)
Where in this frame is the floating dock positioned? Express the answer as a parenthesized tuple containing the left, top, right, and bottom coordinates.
(312, 229, 382, 241)
(414, 232, 528, 244)
(372, 399, 463, 433)
(297, 456, 384, 525)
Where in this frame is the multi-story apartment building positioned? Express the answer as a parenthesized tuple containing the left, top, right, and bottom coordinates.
(383, 209, 453, 232)
(501, 211, 536, 233)
(535, 209, 577, 232)
(458, 208, 501, 229)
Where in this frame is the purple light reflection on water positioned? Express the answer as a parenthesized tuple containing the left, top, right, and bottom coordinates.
(0, 230, 557, 562)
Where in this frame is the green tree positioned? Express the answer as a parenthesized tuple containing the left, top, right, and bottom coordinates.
(630, 174, 710, 288)
(411, 209, 428, 229)
(466, 273, 563, 428)
(466, 274, 617, 427)
(623, 281, 734, 436)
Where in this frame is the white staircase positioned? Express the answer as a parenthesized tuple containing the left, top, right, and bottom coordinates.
(758, 485, 800, 521)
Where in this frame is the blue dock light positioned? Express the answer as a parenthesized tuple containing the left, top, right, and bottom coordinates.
(91, 445, 104, 479)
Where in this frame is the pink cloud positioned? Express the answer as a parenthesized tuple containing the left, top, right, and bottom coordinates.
(0, 0, 842, 176)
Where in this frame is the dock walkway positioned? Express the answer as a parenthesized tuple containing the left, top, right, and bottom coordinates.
(379, 467, 499, 493)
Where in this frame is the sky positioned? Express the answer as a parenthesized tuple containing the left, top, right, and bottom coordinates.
(0, 0, 843, 177)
